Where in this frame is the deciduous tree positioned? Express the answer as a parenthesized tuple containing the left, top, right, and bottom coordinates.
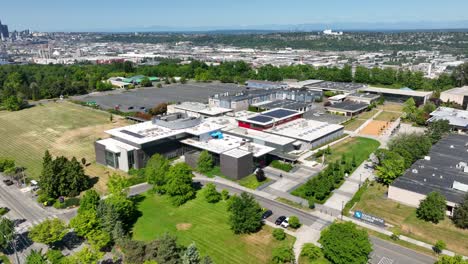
(227, 192, 263, 234)
(416, 191, 446, 223)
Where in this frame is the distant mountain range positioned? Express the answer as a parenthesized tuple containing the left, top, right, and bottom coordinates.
(88, 20, 468, 33)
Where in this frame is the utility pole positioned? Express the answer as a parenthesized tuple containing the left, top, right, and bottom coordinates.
(12, 234, 20, 264)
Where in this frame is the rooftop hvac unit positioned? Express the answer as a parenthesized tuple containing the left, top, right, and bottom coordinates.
(424, 156, 431, 161)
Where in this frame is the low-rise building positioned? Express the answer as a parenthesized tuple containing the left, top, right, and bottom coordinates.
(440, 86, 468, 109)
(388, 134, 468, 216)
(359, 87, 432, 105)
(347, 92, 381, 105)
(428, 107, 468, 131)
(325, 101, 369, 116)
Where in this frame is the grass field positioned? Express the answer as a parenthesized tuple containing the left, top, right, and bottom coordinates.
(358, 109, 379, 119)
(132, 192, 295, 264)
(0, 102, 129, 193)
(354, 183, 468, 256)
(343, 118, 367, 131)
(238, 174, 271, 190)
(377, 103, 404, 113)
(374, 111, 401, 122)
(326, 137, 380, 164)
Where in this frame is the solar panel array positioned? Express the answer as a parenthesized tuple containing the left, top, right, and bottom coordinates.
(247, 115, 274, 124)
(263, 109, 298, 119)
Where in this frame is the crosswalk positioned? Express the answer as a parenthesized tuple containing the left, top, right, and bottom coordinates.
(15, 215, 58, 234)
(377, 257, 394, 264)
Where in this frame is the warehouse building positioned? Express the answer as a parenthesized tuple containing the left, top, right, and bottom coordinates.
(306, 81, 366, 94)
(440, 86, 468, 109)
(245, 80, 287, 89)
(388, 135, 468, 216)
(359, 87, 432, 105)
(167, 102, 233, 118)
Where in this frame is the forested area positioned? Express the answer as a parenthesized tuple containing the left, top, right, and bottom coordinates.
(0, 60, 467, 111)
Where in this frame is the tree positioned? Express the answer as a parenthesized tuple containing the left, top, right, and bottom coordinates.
(0, 158, 15, 174)
(197, 150, 213, 173)
(255, 168, 266, 182)
(435, 255, 468, 264)
(29, 218, 68, 246)
(155, 233, 181, 264)
(0, 218, 14, 250)
(403, 98, 417, 121)
(221, 189, 230, 200)
(203, 183, 221, 203)
(288, 216, 301, 229)
(145, 154, 171, 193)
(149, 102, 168, 116)
(227, 192, 263, 234)
(416, 191, 446, 223)
(182, 242, 201, 264)
(319, 222, 372, 264)
(70, 209, 100, 237)
(272, 228, 286, 241)
(26, 249, 47, 264)
(427, 119, 451, 144)
(165, 163, 195, 206)
(300, 243, 322, 262)
(87, 229, 112, 251)
(46, 249, 65, 264)
(67, 246, 103, 264)
(452, 194, 468, 229)
(271, 246, 295, 264)
(140, 77, 153, 87)
(78, 189, 100, 214)
(433, 240, 446, 254)
(375, 149, 406, 185)
(2, 95, 24, 111)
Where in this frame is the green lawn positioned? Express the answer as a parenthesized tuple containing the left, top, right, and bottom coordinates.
(358, 109, 379, 119)
(354, 183, 468, 256)
(343, 118, 366, 131)
(374, 111, 401, 122)
(238, 174, 270, 190)
(132, 193, 295, 264)
(326, 137, 380, 164)
(0, 102, 129, 192)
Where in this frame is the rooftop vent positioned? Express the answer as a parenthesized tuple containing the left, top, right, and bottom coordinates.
(412, 169, 418, 174)
(440, 175, 443, 179)
(424, 156, 431, 161)
(450, 145, 455, 149)
(423, 178, 427, 182)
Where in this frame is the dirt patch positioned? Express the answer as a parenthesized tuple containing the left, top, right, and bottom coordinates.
(360, 120, 390, 136)
(176, 223, 192, 231)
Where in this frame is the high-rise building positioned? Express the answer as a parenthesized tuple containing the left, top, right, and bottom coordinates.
(0, 20, 9, 40)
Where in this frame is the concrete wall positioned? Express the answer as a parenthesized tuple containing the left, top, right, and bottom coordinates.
(440, 92, 465, 108)
(388, 186, 457, 216)
(309, 128, 344, 149)
(184, 150, 201, 169)
(94, 142, 106, 166)
(220, 152, 253, 180)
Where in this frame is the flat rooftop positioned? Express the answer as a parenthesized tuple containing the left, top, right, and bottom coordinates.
(174, 102, 233, 116)
(361, 87, 433, 97)
(347, 92, 381, 100)
(265, 118, 343, 142)
(97, 138, 138, 153)
(307, 81, 366, 92)
(106, 117, 227, 145)
(428, 107, 468, 128)
(326, 101, 369, 112)
(253, 100, 310, 111)
(181, 133, 274, 157)
(441, 86, 468, 96)
(223, 126, 296, 146)
(392, 134, 468, 204)
(237, 108, 303, 126)
(303, 110, 348, 124)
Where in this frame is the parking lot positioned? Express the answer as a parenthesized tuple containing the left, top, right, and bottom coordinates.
(75, 82, 246, 112)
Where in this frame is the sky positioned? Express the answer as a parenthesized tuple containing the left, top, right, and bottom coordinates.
(1, 0, 468, 31)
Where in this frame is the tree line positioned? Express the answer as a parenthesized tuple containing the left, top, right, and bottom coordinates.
(1, 60, 468, 111)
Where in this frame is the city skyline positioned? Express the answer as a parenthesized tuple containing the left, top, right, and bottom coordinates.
(1, 0, 468, 32)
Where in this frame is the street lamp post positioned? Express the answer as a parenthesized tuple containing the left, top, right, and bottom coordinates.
(341, 200, 344, 220)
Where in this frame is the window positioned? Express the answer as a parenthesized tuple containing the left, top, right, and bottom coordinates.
(128, 151, 135, 169)
(105, 151, 116, 168)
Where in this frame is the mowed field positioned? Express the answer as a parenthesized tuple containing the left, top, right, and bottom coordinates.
(133, 193, 295, 264)
(0, 102, 129, 192)
(354, 183, 468, 256)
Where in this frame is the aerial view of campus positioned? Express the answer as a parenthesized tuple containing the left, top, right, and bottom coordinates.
(0, 1, 467, 263)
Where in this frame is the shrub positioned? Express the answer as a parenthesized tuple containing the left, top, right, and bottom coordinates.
(37, 193, 55, 206)
(416, 191, 446, 224)
(53, 199, 67, 209)
(271, 246, 295, 264)
(288, 216, 301, 229)
(270, 160, 293, 172)
(272, 228, 286, 241)
(0, 207, 9, 216)
(300, 243, 322, 261)
(390, 232, 400, 241)
(308, 199, 315, 209)
(433, 240, 446, 254)
(203, 183, 221, 203)
(221, 189, 230, 200)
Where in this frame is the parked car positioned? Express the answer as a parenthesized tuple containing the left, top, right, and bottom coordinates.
(3, 179, 13, 186)
(281, 217, 290, 228)
(275, 216, 286, 225)
(262, 210, 273, 219)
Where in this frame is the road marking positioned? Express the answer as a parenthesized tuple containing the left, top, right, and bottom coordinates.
(378, 257, 394, 264)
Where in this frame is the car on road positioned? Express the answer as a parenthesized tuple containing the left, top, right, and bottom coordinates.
(275, 216, 286, 225)
(3, 179, 14, 186)
(280, 217, 290, 228)
(262, 210, 273, 219)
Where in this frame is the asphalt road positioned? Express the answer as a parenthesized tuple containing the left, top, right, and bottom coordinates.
(129, 181, 436, 264)
(369, 236, 435, 264)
